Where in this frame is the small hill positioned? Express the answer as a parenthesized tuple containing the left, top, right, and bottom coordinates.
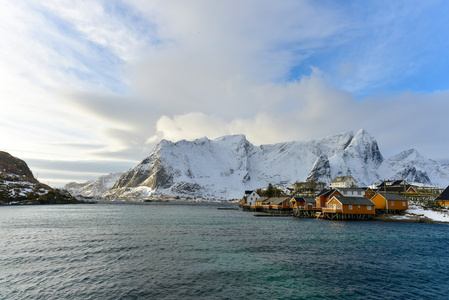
(0, 151, 37, 182)
(0, 151, 78, 205)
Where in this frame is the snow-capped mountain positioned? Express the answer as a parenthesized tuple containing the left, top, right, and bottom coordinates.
(378, 149, 449, 185)
(64, 172, 123, 197)
(104, 129, 449, 199)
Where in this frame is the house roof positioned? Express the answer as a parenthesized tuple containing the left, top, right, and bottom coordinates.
(333, 196, 375, 206)
(292, 197, 305, 202)
(377, 193, 408, 201)
(435, 186, 449, 201)
(316, 188, 331, 197)
(317, 188, 341, 198)
(303, 198, 315, 204)
(244, 190, 254, 195)
(269, 197, 290, 205)
(374, 185, 415, 193)
(331, 175, 356, 183)
(376, 180, 407, 188)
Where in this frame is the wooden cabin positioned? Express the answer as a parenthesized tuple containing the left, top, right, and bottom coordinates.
(364, 187, 377, 199)
(252, 197, 269, 211)
(290, 197, 304, 209)
(242, 190, 260, 210)
(268, 197, 292, 212)
(244, 191, 260, 206)
(435, 186, 449, 207)
(261, 198, 272, 211)
(303, 198, 316, 210)
(319, 196, 375, 219)
(291, 197, 315, 210)
(316, 189, 342, 209)
(291, 197, 317, 217)
(370, 193, 408, 214)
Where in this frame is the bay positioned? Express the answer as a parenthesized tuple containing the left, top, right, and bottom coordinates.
(1, 203, 448, 299)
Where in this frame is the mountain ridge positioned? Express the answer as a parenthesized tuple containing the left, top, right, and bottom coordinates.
(100, 129, 449, 199)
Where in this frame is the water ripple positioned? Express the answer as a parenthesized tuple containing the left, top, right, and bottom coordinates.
(1, 204, 448, 299)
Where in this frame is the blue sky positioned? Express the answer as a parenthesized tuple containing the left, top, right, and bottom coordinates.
(2, 0, 449, 186)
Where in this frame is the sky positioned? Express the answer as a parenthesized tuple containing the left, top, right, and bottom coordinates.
(2, 0, 449, 187)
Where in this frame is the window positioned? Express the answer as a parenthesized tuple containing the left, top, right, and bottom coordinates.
(367, 206, 371, 210)
(391, 201, 394, 207)
(349, 205, 353, 210)
(358, 191, 361, 195)
(403, 201, 406, 206)
(337, 204, 340, 209)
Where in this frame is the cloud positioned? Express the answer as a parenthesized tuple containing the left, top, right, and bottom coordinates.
(145, 68, 449, 163)
(2, 0, 449, 188)
(8, 154, 135, 188)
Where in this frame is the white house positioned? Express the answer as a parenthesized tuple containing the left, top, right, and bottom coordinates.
(329, 175, 358, 189)
(244, 191, 260, 206)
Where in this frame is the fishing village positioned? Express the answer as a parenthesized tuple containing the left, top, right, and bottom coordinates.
(239, 176, 449, 221)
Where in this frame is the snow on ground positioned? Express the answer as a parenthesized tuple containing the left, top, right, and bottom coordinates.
(390, 204, 449, 223)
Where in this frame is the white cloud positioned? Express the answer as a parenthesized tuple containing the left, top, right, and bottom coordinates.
(2, 0, 449, 187)
(145, 68, 449, 163)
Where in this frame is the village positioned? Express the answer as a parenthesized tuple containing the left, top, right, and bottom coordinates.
(240, 176, 449, 221)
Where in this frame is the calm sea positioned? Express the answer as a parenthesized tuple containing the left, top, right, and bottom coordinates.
(1, 202, 448, 300)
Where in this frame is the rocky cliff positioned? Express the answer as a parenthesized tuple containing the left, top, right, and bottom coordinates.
(0, 151, 77, 204)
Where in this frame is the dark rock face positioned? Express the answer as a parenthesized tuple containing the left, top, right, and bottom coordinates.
(342, 130, 384, 167)
(170, 182, 202, 196)
(396, 166, 431, 185)
(113, 157, 173, 190)
(141, 161, 174, 189)
(307, 155, 331, 182)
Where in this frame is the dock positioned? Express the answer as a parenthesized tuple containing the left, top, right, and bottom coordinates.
(254, 213, 292, 217)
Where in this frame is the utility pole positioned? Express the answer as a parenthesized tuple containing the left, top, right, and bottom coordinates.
(384, 180, 388, 216)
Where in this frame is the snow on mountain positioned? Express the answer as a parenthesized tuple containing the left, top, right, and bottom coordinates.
(306, 154, 331, 183)
(378, 149, 449, 186)
(64, 172, 123, 197)
(104, 129, 449, 199)
(328, 129, 384, 186)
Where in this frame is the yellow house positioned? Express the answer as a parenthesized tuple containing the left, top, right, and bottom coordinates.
(315, 189, 342, 208)
(371, 193, 408, 212)
(323, 196, 375, 215)
(268, 197, 291, 210)
(255, 197, 269, 208)
(435, 186, 449, 207)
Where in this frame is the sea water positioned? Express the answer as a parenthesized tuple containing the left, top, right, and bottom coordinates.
(1, 202, 448, 299)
